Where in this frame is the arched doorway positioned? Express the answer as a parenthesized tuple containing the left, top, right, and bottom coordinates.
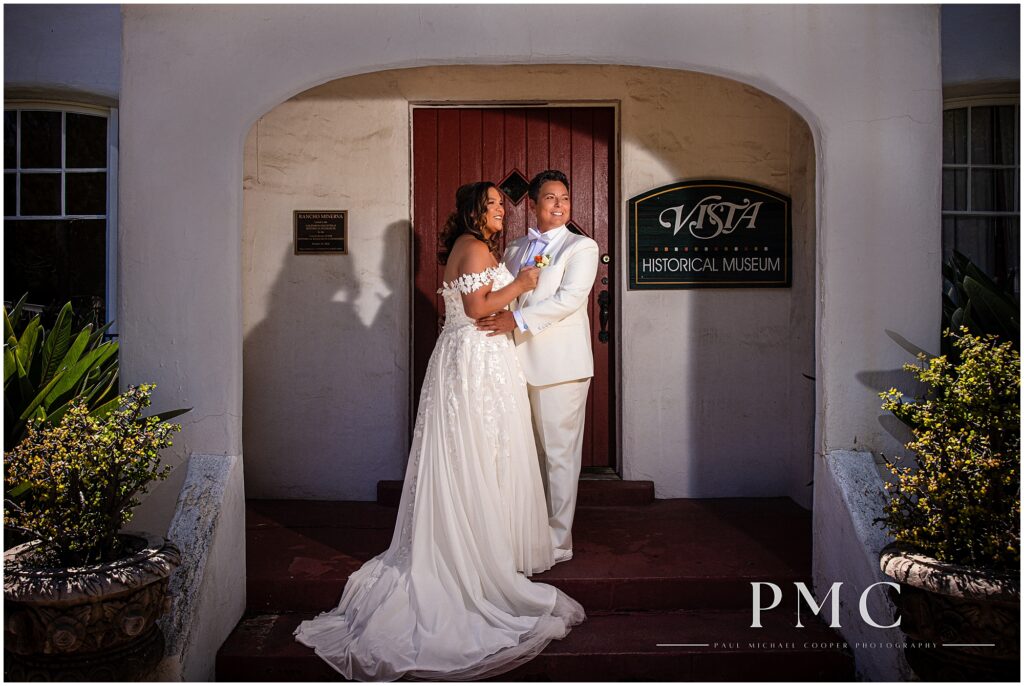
(241, 64, 816, 507)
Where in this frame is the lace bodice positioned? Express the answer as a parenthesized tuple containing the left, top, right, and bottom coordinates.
(438, 264, 515, 330)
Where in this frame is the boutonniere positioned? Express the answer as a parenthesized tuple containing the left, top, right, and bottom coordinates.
(533, 254, 552, 269)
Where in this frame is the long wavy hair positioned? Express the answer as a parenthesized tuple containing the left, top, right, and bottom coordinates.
(437, 181, 499, 265)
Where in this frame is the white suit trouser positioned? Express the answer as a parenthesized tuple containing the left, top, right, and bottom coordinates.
(527, 378, 591, 552)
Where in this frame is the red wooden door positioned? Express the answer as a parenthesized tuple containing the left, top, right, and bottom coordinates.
(412, 107, 615, 470)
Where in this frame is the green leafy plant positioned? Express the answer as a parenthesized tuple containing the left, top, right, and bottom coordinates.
(943, 250, 1019, 357)
(879, 329, 1020, 572)
(4, 295, 120, 452)
(4, 384, 183, 567)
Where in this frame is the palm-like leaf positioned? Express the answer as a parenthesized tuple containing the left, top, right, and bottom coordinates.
(3, 299, 121, 450)
(40, 302, 74, 385)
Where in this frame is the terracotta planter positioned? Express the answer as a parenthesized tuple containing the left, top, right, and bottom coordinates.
(880, 543, 1020, 682)
(4, 531, 181, 681)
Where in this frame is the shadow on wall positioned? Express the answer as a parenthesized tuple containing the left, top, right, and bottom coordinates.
(631, 108, 817, 506)
(243, 220, 410, 500)
(238, 64, 818, 507)
(855, 329, 933, 452)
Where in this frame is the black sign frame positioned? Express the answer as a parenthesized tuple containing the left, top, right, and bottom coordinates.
(628, 180, 791, 290)
(294, 210, 348, 255)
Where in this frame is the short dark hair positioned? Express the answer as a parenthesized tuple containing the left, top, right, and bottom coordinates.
(528, 169, 569, 203)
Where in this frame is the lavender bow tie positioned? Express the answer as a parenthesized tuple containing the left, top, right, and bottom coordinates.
(526, 228, 552, 244)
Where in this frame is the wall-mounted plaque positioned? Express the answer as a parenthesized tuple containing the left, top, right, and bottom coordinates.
(628, 180, 791, 289)
(294, 210, 348, 254)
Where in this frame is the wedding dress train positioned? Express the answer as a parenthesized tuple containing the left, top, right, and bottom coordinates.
(294, 264, 585, 681)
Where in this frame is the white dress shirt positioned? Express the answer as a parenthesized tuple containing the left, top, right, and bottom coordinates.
(513, 225, 568, 331)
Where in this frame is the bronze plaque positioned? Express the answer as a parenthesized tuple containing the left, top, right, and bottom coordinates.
(294, 210, 347, 254)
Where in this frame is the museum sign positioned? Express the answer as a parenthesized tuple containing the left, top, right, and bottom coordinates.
(628, 180, 791, 289)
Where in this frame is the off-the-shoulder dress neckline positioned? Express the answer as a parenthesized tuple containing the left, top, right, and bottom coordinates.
(439, 263, 510, 294)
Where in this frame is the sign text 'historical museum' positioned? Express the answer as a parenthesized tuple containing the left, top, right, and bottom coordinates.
(628, 181, 791, 289)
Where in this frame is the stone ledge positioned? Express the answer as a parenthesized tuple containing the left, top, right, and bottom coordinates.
(824, 449, 892, 565)
(151, 453, 245, 681)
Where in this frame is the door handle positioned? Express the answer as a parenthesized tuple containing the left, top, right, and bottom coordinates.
(597, 290, 610, 343)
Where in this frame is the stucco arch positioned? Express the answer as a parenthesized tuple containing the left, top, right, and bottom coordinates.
(239, 63, 819, 506)
(119, 4, 940, 534)
(239, 58, 826, 166)
(89, 8, 948, 680)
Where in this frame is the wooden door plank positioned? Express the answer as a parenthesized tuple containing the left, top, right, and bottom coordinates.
(503, 109, 528, 245)
(481, 109, 508, 252)
(549, 108, 572, 178)
(412, 108, 439, 403)
(565, 108, 594, 465)
(481, 109, 505, 187)
(436, 109, 462, 296)
(526, 109, 550, 186)
(459, 109, 483, 185)
(591, 107, 615, 465)
(413, 106, 617, 470)
(570, 108, 594, 238)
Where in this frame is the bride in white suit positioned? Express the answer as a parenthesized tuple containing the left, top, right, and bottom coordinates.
(294, 181, 585, 681)
(478, 170, 600, 562)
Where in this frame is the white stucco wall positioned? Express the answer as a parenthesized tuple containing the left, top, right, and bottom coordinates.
(241, 87, 411, 500)
(3, 4, 121, 104)
(121, 3, 940, 527)
(241, 65, 816, 503)
(117, 9, 941, 676)
(813, 450, 913, 681)
(2, 4, 945, 680)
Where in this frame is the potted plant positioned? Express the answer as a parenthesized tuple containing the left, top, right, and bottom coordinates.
(4, 296, 120, 453)
(4, 384, 185, 681)
(878, 328, 1019, 681)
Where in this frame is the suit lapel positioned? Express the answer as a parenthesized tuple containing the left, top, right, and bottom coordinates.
(519, 231, 575, 308)
(506, 237, 530, 276)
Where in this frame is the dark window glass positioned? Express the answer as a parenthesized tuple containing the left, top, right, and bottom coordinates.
(943, 108, 967, 164)
(5, 109, 110, 324)
(971, 168, 1015, 212)
(5, 220, 63, 309)
(5, 173, 15, 216)
(1006, 219, 1021, 294)
(66, 172, 106, 215)
(66, 113, 107, 169)
(997, 105, 1016, 165)
(19, 111, 61, 169)
(66, 219, 107, 315)
(949, 216, 1020, 295)
(950, 217, 992, 271)
(20, 173, 61, 216)
(941, 216, 956, 263)
(942, 103, 1019, 296)
(942, 169, 967, 211)
(5, 111, 17, 169)
(971, 105, 1016, 165)
(4, 219, 106, 321)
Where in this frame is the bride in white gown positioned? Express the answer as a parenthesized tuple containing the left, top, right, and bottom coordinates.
(294, 181, 585, 681)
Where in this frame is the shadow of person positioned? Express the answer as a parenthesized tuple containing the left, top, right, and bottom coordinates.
(242, 219, 411, 504)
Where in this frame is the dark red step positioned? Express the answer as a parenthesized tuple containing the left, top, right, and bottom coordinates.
(244, 498, 812, 614)
(376, 478, 655, 507)
(216, 610, 854, 682)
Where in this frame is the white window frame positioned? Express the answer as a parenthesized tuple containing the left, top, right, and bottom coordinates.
(941, 96, 1020, 291)
(4, 100, 118, 336)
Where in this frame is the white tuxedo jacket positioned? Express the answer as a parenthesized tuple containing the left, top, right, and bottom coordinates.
(503, 230, 600, 387)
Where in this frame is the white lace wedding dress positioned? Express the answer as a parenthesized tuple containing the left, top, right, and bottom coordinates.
(294, 264, 585, 681)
